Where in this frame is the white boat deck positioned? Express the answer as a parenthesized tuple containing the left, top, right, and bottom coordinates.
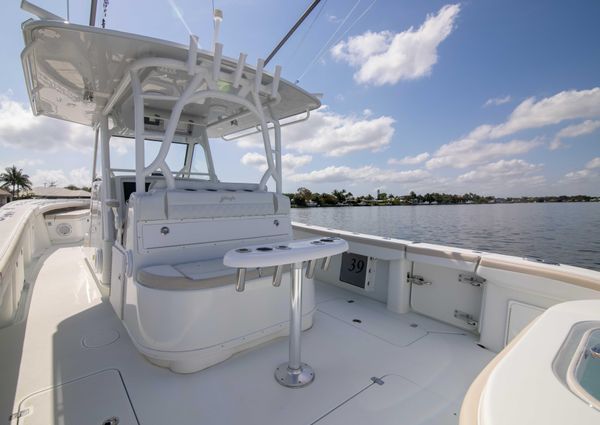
(1, 245, 495, 425)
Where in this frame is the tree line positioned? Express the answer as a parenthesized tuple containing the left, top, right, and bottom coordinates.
(1, 165, 596, 205)
(285, 187, 598, 207)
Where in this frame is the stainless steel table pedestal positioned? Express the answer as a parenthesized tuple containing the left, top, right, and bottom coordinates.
(275, 262, 315, 387)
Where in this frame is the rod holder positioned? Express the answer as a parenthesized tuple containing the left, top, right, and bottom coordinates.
(235, 268, 247, 292)
(255, 59, 264, 94)
(305, 259, 316, 279)
(213, 42, 223, 81)
(272, 265, 283, 287)
(213, 9, 223, 49)
(321, 256, 331, 271)
(233, 53, 247, 88)
(271, 65, 281, 98)
(187, 35, 199, 75)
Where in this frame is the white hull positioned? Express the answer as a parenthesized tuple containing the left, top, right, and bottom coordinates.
(1, 199, 599, 424)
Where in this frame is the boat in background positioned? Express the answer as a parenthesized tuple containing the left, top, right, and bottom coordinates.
(1, 2, 599, 424)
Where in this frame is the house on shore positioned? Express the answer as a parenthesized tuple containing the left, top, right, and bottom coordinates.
(0, 188, 12, 206)
(29, 187, 91, 199)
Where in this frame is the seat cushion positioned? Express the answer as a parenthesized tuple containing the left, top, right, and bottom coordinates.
(137, 259, 284, 290)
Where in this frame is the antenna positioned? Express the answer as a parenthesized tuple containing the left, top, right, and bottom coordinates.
(213, 9, 223, 52)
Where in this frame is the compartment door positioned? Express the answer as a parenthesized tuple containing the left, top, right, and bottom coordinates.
(110, 246, 127, 319)
(410, 263, 484, 332)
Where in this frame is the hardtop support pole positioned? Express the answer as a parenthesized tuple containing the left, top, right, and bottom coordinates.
(274, 121, 282, 194)
(130, 70, 146, 194)
(91, 126, 99, 181)
(199, 126, 218, 182)
(99, 115, 114, 285)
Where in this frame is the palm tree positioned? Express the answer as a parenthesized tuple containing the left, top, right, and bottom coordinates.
(331, 189, 347, 203)
(0, 166, 33, 198)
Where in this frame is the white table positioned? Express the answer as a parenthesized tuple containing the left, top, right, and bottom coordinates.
(224, 237, 348, 387)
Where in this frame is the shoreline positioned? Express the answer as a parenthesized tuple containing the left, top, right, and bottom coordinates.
(291, 200, 600, 208)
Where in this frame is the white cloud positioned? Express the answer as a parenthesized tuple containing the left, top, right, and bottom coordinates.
(562, 169, 591, 181)
(457, 159, 543, 183)
(550, 119, 600, 150)
(114, 143, 129, 156)
(0, 158, 44, 170)
(237, 106, 395, 157)
(240, 152, 312, 174)
(240, 152, 267, 169)
(426, 87, 600, 170)
(388, 152, 430, 166)
(30, 167, 91, 187)
(331, 4, 460, 85)
(586, 157, 600, 169)
(69, 167, 92, 187)
(327, 15, 341, 24)
(484, 95, 511, 107)
(332, 31, 391, 66)
(470, 88, 600, 141)
(559, 157, 600, 186)
(560, 168, 597, 185)
(426, 137, 542, 169)
(451, 159, 546, 195)
(556, 119, 600, 138)
(282, 154, 313, 171)
(289, 165, 430, 184)
(0, 95, 91, 152)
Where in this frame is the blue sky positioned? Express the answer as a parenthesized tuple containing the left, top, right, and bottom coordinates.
(1, 0, 599, 196)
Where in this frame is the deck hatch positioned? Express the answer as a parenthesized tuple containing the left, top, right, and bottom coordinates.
(313, 374, 456, 425)
(16, 369, 138, 425)
(317, 299, 426, 346)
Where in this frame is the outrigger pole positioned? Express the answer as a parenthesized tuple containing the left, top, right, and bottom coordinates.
(89, 0, 98, 26)
(264, 0, 322, 67)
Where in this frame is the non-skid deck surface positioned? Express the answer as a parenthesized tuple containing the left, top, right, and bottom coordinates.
(1, 246, 495, 425)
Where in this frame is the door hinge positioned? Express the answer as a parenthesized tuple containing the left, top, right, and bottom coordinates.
(407, 274, 431, 286)
(454, 310, 478, 327)
(458, 274, 486, 287)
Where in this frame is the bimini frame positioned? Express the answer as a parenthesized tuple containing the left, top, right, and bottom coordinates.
(99, 34, 286, 195)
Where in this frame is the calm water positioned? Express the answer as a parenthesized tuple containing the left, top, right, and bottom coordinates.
(291, 203, 600, 272)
